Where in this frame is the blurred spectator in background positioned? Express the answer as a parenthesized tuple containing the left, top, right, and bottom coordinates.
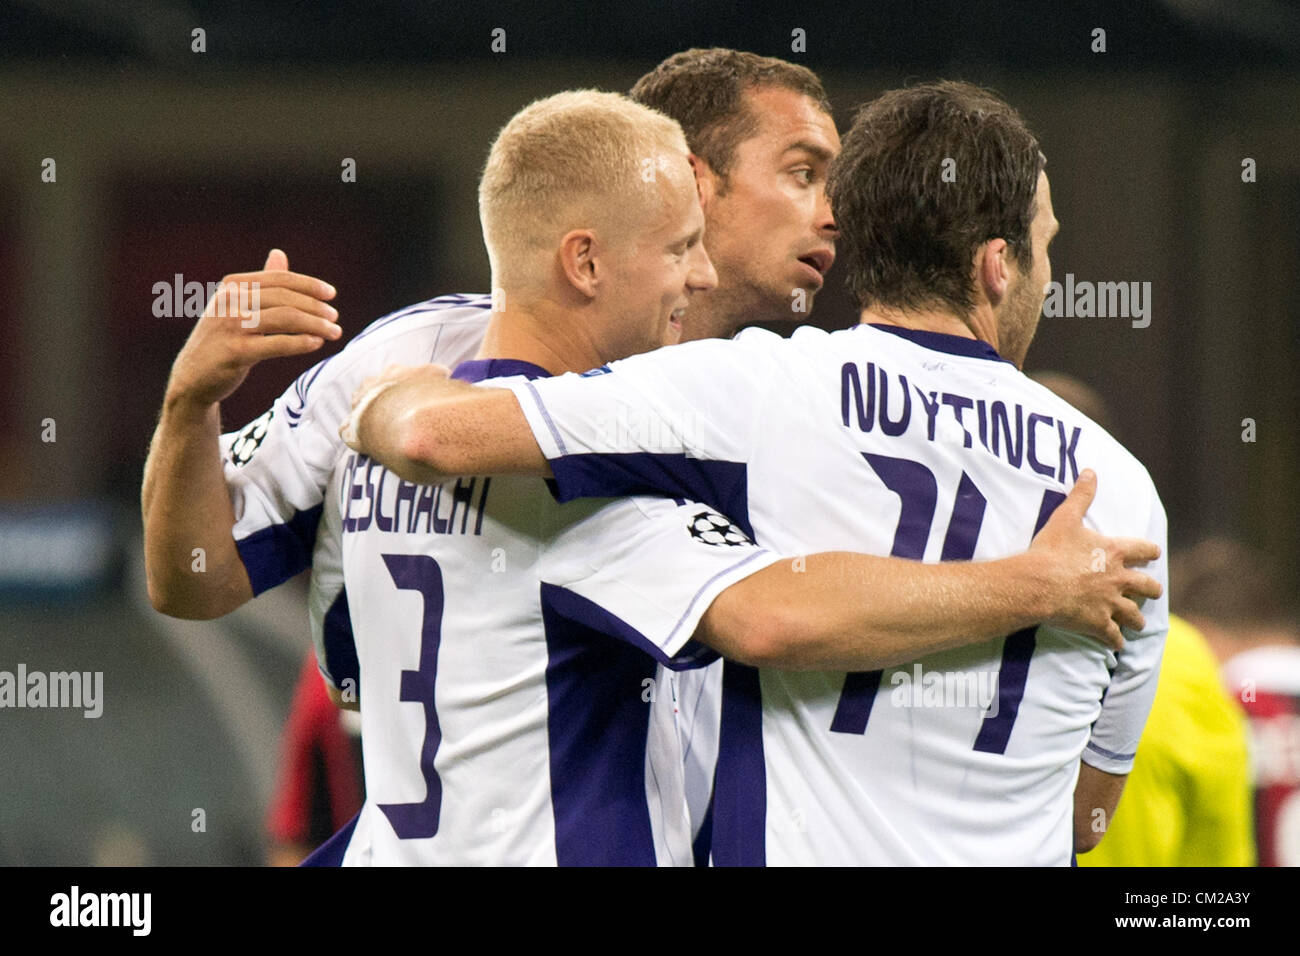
(1029, 371, 1117, 433)
(266, 651, 364, 866)
(1174, 537, 1300, 867)
(1030, 372, 1254, 866)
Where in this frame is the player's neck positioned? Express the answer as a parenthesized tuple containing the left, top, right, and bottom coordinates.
(859, 304, 1001, 352)
(678, 285, 784, 342)
(476, 301, 606, 376)
(680, 285, 743, 341)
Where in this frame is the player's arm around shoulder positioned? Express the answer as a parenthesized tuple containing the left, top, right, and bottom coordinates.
(342, 365, 549, 484)
(345, 333, 777, 487)
(697, 471, 1163, 671)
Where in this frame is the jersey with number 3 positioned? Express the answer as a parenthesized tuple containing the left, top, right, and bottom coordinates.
(219, 294, 492, 688)
(503, 323, 1170, 866)
(336, 358, 780, 866)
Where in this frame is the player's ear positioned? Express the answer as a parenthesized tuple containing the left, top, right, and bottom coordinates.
(557, 229, 600, 299)
(690, 153, 721, 211)
(975, 238, 1012, 306)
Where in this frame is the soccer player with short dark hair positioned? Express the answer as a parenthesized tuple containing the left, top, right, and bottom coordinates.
(143, 62, 1159, 864)
(345, 80, 1169, 865)
(631, 48, 838, 340)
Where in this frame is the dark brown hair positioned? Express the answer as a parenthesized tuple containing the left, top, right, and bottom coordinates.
(630, 47, 832, 180)
(827, 80, 1044, 317)
(1171, 538, 1295, 629)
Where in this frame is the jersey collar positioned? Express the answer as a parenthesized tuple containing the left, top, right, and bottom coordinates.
(864, 323, 1016, 366)
(451, 358, 553, 383)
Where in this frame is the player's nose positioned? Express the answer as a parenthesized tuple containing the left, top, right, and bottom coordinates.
(816, 189, 839, 241)
(688, 244, 718, 293)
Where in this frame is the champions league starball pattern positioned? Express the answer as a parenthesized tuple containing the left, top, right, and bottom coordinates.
(687, 511, 749, 547)
(229, 409, 273, 466)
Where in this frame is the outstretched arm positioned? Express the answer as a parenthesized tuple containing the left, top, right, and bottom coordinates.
(697, 470, 1161, 667)
(346, 369, 1162, 663)
(341, 365, 544, 483)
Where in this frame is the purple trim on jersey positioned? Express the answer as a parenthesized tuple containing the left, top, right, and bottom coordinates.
(667, 549, 775, 649)
(451, 358, 551, 384)
(299, 809, 359, 866)
(525, 381, 570, 456)
(295, 355, 333, 405)
(548, 454, 755, 540)
(864, 323, 1017, 366)
(972, 628, 1036, 754)
(540, 589, 661, 866)
(286, 356, 336, 426)
(451, 361, 567, 455)
(234, 503, 323, 595)
(351, 295, 492, 344)
(829, 670, 884, 734)
(712, 661, 766, 866)
(1084, 740, 1136, 763)
(540, 583, 720, 672)
(286, 294, 487, 421)
(322, 586, 359, 692)
(522, 385, 759, 515)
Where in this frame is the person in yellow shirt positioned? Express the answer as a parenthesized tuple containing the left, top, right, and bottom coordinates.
(1172, 537, 1300, 867)
(1080, 614, 1254, 866)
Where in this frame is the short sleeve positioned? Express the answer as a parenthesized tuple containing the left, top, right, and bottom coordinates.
(503, 332, 779, 519)
(540, 495, 782, 671)
(220, 357, 349, 594)
(1083, 492, 1170, 775)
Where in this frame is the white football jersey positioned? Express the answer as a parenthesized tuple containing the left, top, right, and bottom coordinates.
(670, 661, 724, 862)
(504, 322, 1170, 866)
(337, 359, 781, 866)
(221, 295, 722, 866)
(219, 294, 493, 691)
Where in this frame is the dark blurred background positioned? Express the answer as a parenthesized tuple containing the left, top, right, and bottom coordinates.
(1, 0, 1296, 863)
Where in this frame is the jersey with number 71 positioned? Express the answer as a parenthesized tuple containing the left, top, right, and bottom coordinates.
(503, 321, 1170, 866)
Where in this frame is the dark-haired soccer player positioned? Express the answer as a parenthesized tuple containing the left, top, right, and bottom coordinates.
(630, 48, 838, 340)
(141, 50, 845, 859)
(143, 49, 837, 654)
(345, 81, 1170, 866)
(144, 57, 1159, 864)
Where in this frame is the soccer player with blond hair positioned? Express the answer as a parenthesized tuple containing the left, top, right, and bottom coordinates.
(342, 81, 1169, 866)
(144, 62, 1159, 866)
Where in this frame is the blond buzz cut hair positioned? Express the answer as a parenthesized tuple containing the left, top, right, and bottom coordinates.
(478, 89, 689, 293)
